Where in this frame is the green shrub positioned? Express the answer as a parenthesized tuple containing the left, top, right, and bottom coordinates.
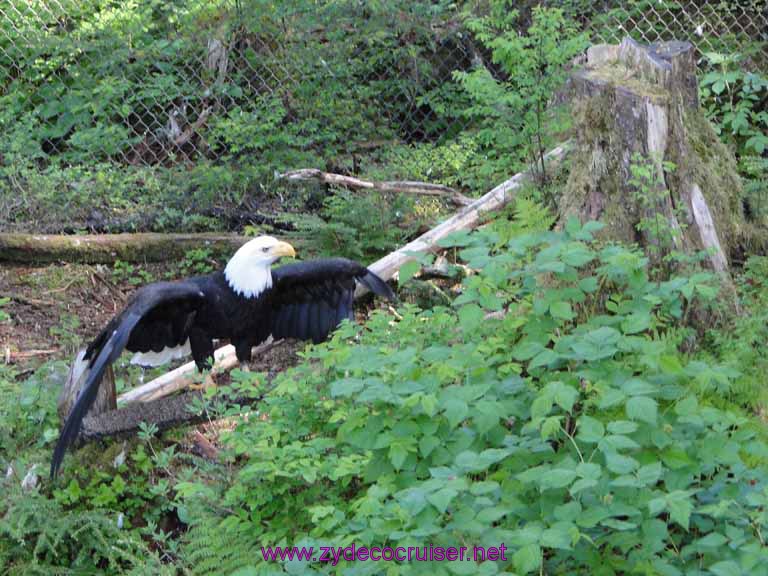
(175, 218, 768, 574)
(456, 4, 588, 183)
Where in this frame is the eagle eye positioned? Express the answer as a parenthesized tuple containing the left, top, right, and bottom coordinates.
(262, 246, 270, 253)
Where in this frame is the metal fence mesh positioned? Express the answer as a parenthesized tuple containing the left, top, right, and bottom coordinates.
(0, 0, 764, 173)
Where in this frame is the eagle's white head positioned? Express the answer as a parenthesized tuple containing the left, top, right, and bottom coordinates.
(224, 236, 296, 298)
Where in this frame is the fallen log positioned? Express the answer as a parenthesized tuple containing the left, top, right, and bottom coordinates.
(279, 168, 473, 207)
(80, 389, 218, 442)
(0, 232, 249, 264)
(118, 339, 281, 405)
(77, 340, 300, 442)
(357, 142, 570, 294)
(3, 293, 55, 307)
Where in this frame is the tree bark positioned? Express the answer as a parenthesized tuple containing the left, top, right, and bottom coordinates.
(561, 37, 744, 275)
(57, 349, 117, 422)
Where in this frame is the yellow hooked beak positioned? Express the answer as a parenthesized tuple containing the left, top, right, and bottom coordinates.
(270, 241, 296, 259)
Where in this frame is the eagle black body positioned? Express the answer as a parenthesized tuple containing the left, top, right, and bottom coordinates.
(51, 257, 395, 477)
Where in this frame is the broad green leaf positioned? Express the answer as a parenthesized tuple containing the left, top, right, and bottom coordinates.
(621, 312, 651, 334)
(539, 468, 577, 490)
(530, 393, 554, 419)
(427, 488, 458, 513)
(529, 349, 559, 369)
(476, 507, 511, 524)
(576, 416, 604, 443)
(607, 421, 638, 434)
(626, 396, 658, 424)
(637, 462, 663, 486)
(674, 396, 698, 416)
(419, 435, 440, 457)
(710, 561, 742, 576)
(330, 378, 364, 397)
(604, 452, 639, 475)
(398, 260, 420, 284)
(540, 522, 575, 549)
(550, 301, 574, 320)
(576, 462, 602, 480)
(442, 396, 469, 428)
(569, 478, 598, 495)
(668, 491, 693, 531)
(550, 382, 578, 413)
(389, 443, 409, 470)
(513, 544, 541, 574)
(459, 304, 484, 332)
(512, 341, 545, 361)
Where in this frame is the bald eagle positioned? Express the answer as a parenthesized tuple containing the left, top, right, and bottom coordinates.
(51, 236, 395, 477)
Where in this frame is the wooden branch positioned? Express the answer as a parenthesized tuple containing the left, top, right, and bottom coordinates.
(356, 142, 571, 294)
(4, 349, 57, 362)
(118, 339, 282, 405)
(0, 232, 248, 264)
(279, 169, 473, 207)
(79, 389, 224, 442)
(172, 106, 212, 147)
(3, 293, 55, 307)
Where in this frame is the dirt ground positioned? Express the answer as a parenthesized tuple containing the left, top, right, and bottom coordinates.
(0, 262, 172, 367)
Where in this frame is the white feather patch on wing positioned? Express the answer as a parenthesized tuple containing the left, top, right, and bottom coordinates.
(130, 339, 192, 367)
(68, 348, 91, 392)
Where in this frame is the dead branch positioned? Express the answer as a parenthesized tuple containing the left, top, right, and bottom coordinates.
(356, 142, 571, 294)
(4, 349, 57, 363)
(3, 293, 55, 307)
(279, 168, 473, 207)
(172, 106, 212, 147)
(118, 339, 282, 405)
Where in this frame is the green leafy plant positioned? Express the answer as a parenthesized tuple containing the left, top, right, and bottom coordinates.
(628, 153, 689, 277)
(289, 189, 416, 261)
(0, 296, 10, 323)
(740, 155, 768, 224)
(48, 313, 82, 353)
(177, 248, 218, 277)
(0, 486, 167, 575)
(700, 51, 768, 156)
(456, 4, 588, 182)
(173, 217, 768, 575)
(112, 260, 154, 286)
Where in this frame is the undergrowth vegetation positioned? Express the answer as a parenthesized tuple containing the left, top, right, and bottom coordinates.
(1, 1, 767, 573)
(173, 218, 768, 575)
(4, 199, 768, 573)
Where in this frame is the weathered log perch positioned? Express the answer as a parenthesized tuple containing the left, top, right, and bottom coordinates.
(0, 232, 249, 264)
(279, 168, 473, 207)
(561, 37, 744, 274)
(76, 340, 301, 442)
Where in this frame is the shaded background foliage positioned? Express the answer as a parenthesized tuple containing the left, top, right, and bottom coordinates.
(0, 0, 765, 237)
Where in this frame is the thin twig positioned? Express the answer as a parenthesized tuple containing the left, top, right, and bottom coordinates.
(279, 168, 473, 207)
(3, 293, 55, 307)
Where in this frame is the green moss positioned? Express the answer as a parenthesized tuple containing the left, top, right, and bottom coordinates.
(674, 110, 745, 256)
(584, 63, 669, 101)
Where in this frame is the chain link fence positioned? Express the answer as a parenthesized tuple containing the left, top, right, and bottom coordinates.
(0, 0, 765, 230)
(584, 0, 768, 69)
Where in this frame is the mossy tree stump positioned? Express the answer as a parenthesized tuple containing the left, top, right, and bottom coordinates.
(561, 37, 744, 275)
